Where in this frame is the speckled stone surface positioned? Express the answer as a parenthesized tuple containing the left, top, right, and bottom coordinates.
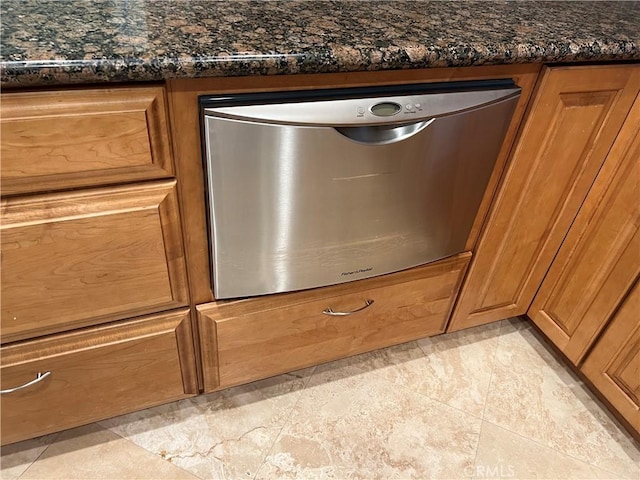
(1, 0, 639, 87)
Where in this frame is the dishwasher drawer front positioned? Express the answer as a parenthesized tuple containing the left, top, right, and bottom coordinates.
(204, 90, 518, 299)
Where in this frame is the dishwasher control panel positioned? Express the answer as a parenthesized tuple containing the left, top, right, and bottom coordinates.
(202, 79, 520, 127)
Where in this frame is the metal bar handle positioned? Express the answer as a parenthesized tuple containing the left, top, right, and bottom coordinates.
(0, 371, 51, 395)
(322, 299, 374, 316)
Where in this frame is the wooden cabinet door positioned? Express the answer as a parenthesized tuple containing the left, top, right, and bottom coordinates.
(1, 308, 198, 445)
(448, 64, 640, 332)
(528, 94, 640, 365)
(1, 180, 189, 343)
(582, 282, 640, 434)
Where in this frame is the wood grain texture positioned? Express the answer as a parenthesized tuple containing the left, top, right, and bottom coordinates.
(167, 65, 540, 306)
(0, 86, 174, 196)
(0, 308, 197, 445)
(1, 180, 189, 343)
(582, 281, 640, 435)
(197, 253, 470, 391)
(448, 64, 640, 332)
(528, 93, 640, 365)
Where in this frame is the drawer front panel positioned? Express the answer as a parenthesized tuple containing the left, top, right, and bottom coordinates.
(1, 87, 173, 196)
(0, 309, 197, 445)
(198, 253, 470, 391)
(1, 181, 189, 342)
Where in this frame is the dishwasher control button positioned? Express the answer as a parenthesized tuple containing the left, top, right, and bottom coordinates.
(405, 104, 414, 111)
(356, 106, 365, 116)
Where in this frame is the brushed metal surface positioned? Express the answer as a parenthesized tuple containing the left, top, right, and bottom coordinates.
(204, 87, 520, 126)
(204, 89, 519, 299)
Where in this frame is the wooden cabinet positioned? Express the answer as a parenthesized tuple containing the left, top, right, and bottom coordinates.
(448, 64, 640, 332)
(0, 84, 197, 445)
(0, 87, 174, 196)
(582, 281, 640, 434)
(1, 180, 189, 343)
(527, 95, 640, 365)
(0, 309, 198, 445)
(1, 64, 637, 443)
(197, 254, 470, 391)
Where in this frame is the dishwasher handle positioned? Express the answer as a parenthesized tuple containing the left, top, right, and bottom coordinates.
(334, 118, 435, 146)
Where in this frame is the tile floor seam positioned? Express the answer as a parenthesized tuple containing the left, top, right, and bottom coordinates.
(482, 319, 640, 480)
(467, 320, 504, 478)
(344, 340, 498, 423)
(411, 322, 507, 422)
(342, 356, 488, 424)
(471, 420, 487, 480)
(96, 421, 207, 480)
(480, 416, 636, 479)
(480, 319, 505, 423)
(14, 432, 62, 480)
(252, 366, 318, 480)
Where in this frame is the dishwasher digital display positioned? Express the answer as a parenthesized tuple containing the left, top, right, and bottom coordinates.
(370, 102, 402, 116)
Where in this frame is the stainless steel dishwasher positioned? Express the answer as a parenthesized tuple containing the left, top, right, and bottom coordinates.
(201, 80, 520, 299)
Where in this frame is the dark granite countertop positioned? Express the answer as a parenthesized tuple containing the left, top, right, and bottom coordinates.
(1, 0, 639, 87)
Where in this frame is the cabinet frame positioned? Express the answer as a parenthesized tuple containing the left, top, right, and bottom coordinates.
(167, 65, 541, 306)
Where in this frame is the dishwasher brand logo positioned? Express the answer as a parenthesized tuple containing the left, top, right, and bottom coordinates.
(341, 267, 373, 277)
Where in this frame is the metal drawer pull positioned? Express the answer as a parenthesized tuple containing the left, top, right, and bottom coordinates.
(322, 299, 374, 316)
(0, 371, 51, 395)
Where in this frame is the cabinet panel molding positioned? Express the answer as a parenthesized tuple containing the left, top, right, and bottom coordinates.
(528, 94, 640, 364)
(0, 86, 174, 196)
(448, 64, 640, 332)
(582, 282, 640, 434)
(1, 180, 189, 343)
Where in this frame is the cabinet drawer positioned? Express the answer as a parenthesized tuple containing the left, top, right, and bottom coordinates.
(0, 308, 198, 445)
(197, 253, 470, 391)
(0, 87, 173, 196)
(1, 180, 189, 343)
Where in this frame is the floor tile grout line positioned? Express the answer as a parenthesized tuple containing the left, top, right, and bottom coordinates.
(469, 319, 506, 475)
(252, 365, 318, 480)
(339, 351, 489, 425)
(409, 323, 507, 422)
(479, 417, 635, 479)
(486, 319, 638, 479)
(325, 327, 506, 423)
(15, 432, 62, 480)
(480, 318, 507, 422)
(471, 421, 487, 479)
(94, 420, 208, 480)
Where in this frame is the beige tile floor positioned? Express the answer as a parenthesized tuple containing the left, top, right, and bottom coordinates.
(1, 317, 638, 480)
